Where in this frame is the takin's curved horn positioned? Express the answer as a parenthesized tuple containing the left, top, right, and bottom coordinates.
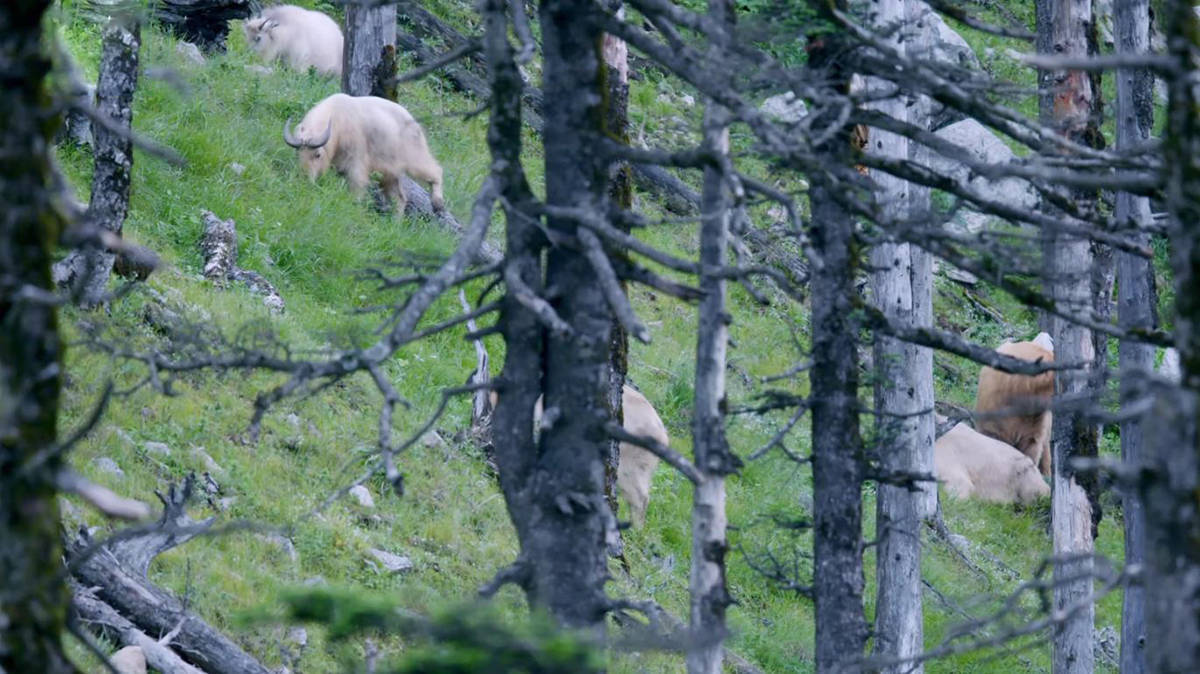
(309, 121, 333, 149)
(282, 118, 303, 148)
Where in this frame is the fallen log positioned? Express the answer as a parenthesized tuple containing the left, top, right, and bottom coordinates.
(67, 476, 272, 674)
(154, 0, 252, 52)
(400, 177, 502, 264)
(72, 583, 205, 674)
(200, 210, 286, 312)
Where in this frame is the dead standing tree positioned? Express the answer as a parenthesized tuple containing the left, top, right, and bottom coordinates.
(342, 0, 398, 98)
(54, 16, 141, 307)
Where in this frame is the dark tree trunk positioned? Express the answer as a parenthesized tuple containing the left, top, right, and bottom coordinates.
(530, 0, 615, 630)
(0, 2, 73, 672)
(54, 18, 140, 308)
(154, 0, 251, 52)
(688, 3, 737, 670)
(1144, 0, 1200, 668)
(1115, 0, 1155, 670)
(343, 3, 397, 97)
(603, 0, 631, 522)
(806, 26, 868, 673)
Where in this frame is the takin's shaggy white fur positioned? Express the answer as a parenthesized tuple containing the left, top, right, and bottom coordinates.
(283, 94, 445, 213)
(243, 5, 343, 77)
(935, 423, 1050, 504)
(490, 385, 666, 528)
(975, 332, 1055, 476)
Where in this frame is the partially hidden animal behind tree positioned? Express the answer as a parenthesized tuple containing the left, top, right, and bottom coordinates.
(243, 5, 343, 77)
(934, 423, 1050, 505)
(489, 384, 665, 527)
(283, 93, 445, 213)
(975, 332, 1055, 476)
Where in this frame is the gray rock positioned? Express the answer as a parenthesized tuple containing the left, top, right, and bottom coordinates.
(245, 64, 274, 75)
(229, 162, 246, 176)
(760, 92, 808, 123)
(927, 119, 1039, 232)
(110, 645, 147, 674)
(679, 94, 695, 107)
(93, 456, 124, 478)
(302, 575, 326, 586)
(367, 548, 414, 573)
(176, 41, 205, 66)
(191, 447, 224, 474)
(944, 267, 979, 285)
(287, 626, 308, 648)
(349, 485, 375, 509)
(217, 496, 237, 511)
(256, 533, 298, 563)
(421, 431, 445, 448)
(143, 441, 171, 457)
(286, 413, 301, 431)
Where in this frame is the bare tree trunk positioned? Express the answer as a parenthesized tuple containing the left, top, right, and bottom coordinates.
(1042, 0, 1102, 669)
(1115, 0, 1155, 670)
(807, 23, 868, 673)
(54, 18, 140, 308)
(869, 1, 931, 670)
(1144, 0, 1200, 668)
(343, 2, 397, 97)
(687, 3, 736, 670)
(603, 0, 631, 524)
(0, 2, 73, 671)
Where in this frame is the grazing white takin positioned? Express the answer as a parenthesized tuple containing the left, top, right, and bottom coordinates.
(935, 423, 1050, 505)
(975, 332, 1055, 476)
(243, 5, 343, 77)
(490, 384, 666, 527)
(283, 93, 445, 213)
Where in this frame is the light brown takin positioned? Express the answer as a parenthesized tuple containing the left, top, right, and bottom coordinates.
(489, 384, 666, 527)
(974, 332, 1055, 476)
(243, 5, 343, 77)
(283, 93, 445, 214)
(935, 423, 1050, 504)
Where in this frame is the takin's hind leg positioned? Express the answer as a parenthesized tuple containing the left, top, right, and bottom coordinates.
(381, 174, 408, 216)
(406, 162, 445, 212)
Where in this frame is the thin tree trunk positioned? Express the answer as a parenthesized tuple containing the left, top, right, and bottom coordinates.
(0, 2, 73, 671)
(54, 18, 140, 308)
(1144, 0, 1200, 668)
(806, 24, 868, 672)
(869, 1, 930, 669)
(343, 3, 397, 97)
(1114, 0, 1155, 670)
(1043, 0, 1102, 669)
(687, 2, 736, 670)
(603, 0, 631, 524)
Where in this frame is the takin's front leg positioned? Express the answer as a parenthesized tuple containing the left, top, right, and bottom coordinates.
(344, 166, 371, 199)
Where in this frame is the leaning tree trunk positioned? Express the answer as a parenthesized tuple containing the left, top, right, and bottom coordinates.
(868, 1, 932, 670)
(1114, 0, 1155, 670)
(806, 22, 868, 673)
(1143, 0, 1200, 668)
(54, 18, 140, 308)
(687, 2, 737, 671)
(0, 2, 72, 672)
(342, 2, 397, 97)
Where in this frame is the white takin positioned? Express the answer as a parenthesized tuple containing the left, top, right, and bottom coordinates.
(243, 5, 343, 77)
(934, 423, 1049, 505)
(490, 385, 666, 528)
(283, 94, 445, 213)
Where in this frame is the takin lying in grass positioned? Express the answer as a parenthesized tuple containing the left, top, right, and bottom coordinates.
(283, 94, 445, 214)
(935, 422, 1050, 504)
(490, 385, 666, 528)
(974, 331, 1055, 477)
(243, 5, 343, 77)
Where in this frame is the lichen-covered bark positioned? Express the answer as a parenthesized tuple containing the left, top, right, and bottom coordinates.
(0, 1, 74, 672)
(806, 23, 868, 672)
(1115, 0, 1156, 670)
(343, 3, 397, 97)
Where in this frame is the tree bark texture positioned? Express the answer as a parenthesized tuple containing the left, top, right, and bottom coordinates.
(1042, 0, 1102, 669)
(1145, 0, 1200, 668)
(603, 0, 632, 523)
(1114, 0, 1155, 670)
(868, 1, 932, 670)
(807, 25, 868, 673)
(0, 2, 73, 671)
(54, 19, 140, 308)
(530, 0, 615, 630)
(343, 3, 397, 97)
(153, 0, 250, 52)
(687, 3, 737, 671)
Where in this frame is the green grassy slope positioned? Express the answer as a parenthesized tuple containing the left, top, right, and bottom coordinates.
(53, 2, 1128, 672)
